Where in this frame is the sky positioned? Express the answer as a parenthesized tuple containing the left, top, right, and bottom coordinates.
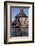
(10, 7, 29, 22)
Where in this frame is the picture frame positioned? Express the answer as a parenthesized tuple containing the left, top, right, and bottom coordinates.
(4, 1, 34, 44)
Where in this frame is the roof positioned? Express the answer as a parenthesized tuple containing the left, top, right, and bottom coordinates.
(15, 9, 28, 18)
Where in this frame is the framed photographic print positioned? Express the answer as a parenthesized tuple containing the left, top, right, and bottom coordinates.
(4, 1, 34, 44)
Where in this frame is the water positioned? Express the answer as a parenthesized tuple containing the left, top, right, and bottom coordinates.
(10, 27, 28, 37)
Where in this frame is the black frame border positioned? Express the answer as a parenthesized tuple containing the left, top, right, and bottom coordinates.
(4, 1, 34, 44)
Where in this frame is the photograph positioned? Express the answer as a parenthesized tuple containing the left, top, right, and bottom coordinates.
(4, 1, 34, 44)
(10, 7, 29, 37)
